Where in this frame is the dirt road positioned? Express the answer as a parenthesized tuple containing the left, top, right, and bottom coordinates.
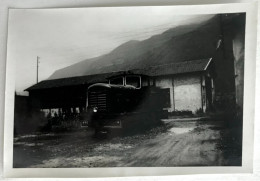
(13, 119, 241, 167)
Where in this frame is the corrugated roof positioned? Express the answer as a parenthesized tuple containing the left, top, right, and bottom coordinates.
(26, 58, 211, 91)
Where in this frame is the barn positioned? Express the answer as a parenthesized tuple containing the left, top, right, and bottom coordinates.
(25, 13, 245, 118)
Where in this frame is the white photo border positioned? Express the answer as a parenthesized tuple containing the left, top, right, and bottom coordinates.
(1, 0, 258, 178)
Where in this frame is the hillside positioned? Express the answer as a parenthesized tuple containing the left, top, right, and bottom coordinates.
(49, 15, 221, 80)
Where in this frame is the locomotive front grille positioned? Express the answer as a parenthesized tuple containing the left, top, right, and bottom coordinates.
(88, 90, 108, 111)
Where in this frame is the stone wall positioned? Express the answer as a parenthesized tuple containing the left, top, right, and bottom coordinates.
(220, 13, 245, 109)
(231, 15, 245, 109)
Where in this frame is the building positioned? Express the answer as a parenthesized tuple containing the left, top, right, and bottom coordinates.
(26, 58, 215, 114)
(143, 59, 215, 113)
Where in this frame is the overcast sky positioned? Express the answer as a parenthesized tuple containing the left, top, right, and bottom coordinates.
(7, 7, 213, 94)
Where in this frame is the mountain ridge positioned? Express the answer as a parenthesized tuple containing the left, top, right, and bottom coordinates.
(49, 15, 220, 80)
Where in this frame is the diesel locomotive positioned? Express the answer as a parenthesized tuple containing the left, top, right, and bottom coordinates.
(85, 73, 169, 136)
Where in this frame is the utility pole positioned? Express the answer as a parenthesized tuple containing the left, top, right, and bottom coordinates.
(37, 56, 40, 83)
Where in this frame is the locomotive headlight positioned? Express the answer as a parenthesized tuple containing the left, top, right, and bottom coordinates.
(93, 107, 98, 113)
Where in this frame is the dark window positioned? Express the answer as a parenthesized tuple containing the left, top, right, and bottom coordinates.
(110, 77, 123, 85)
(125, 76, 141, 88)
(161, 88, 170, 108)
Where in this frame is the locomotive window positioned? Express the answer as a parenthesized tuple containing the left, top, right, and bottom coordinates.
(125, 76, 141, 88)
(110, 77, 123, 85)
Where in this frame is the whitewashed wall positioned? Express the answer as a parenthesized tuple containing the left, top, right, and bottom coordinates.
(174, 74, 202, 113)
(155, 74, 202, 113)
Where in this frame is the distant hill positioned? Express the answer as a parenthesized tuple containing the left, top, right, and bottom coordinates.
(49, 15, 221, 80)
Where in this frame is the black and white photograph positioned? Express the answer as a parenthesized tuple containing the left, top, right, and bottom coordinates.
(5, 6, 249, 169)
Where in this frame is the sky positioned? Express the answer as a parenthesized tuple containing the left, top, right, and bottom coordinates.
(6, 7, 213, 94)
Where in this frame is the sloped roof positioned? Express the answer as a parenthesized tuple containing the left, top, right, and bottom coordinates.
(133, 58, 211, 76)
(26, 58, 211, 91)
(26, 72, 122, 91)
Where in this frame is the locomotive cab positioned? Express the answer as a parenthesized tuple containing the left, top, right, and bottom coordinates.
(109, 75, 141, 88)
(87, 74, 143, 114)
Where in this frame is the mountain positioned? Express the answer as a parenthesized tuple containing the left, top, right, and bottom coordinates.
(49, 15, 221, 80)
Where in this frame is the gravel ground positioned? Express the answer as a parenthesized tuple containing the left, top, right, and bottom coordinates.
(13, 119, 241, 168)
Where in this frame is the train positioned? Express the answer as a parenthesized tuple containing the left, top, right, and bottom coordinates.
(85, 73, 169, 137)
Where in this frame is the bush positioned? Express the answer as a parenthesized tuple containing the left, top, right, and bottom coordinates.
(195, 108, 204, 116)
